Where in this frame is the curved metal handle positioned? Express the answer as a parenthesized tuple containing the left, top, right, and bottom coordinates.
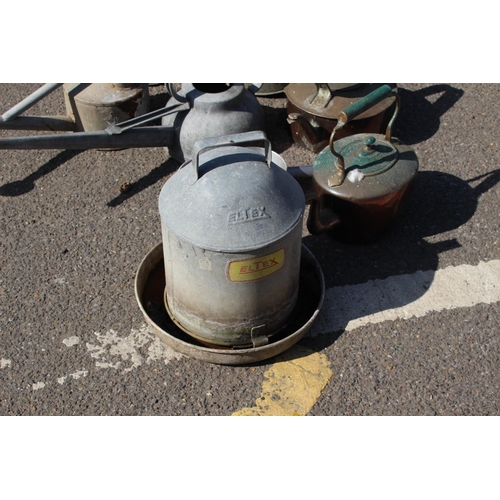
(188, 131, 272, 185)
(328, 84, 400, 170)
(305, 192, 341, 234)
(166, 83, 188, 103)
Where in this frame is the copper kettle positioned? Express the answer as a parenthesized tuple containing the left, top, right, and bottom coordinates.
(307, 85, 419, 243)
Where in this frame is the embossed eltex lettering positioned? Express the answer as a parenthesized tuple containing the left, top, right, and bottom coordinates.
(228, 206, 271, 225)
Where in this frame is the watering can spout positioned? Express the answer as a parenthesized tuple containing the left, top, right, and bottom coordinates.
(0, 127, 175, 150)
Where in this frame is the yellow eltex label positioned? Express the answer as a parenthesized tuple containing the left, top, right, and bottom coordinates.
(228, 248, 285, 282)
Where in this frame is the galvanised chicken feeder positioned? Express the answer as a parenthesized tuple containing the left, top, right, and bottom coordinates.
(158, 131, 306, 348)
(161, 83, 265, 162)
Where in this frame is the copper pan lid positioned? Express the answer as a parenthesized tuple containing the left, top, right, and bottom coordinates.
(284, 83, 397, 120)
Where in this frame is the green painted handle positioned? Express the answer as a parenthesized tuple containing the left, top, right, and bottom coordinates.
(329, 84, 400, 160)
(339, 84, 395, 124)
(329, 84, 399, 168)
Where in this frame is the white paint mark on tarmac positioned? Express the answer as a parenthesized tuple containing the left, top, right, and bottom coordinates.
(232, 259, 500, 415)
(62, 336, 80, 347)
(57, 370, 89, 385)
(86, 324, 183, 372)
(311, 259, 500, 335)
(32, 382, 45, 391)
(1, 358, 12, 369)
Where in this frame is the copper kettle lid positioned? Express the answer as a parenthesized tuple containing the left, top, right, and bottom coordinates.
(312, 133, 418, 201)
(311, 85, 418, 199)
(315, 133, 399, 178)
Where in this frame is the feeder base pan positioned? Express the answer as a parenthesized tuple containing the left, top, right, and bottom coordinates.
(135, 243, 324, 365)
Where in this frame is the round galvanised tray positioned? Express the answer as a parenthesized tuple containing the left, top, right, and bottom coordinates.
(135, 243, 324, 365)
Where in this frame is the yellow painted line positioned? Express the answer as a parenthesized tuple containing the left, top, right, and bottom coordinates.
(233, 345, 333, 416)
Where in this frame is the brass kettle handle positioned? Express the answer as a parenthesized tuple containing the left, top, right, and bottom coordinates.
(329, 84, 400, 170)
(305, 192, 341, 235)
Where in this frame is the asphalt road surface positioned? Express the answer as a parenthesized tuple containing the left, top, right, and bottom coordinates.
(1, 83, 499, 416)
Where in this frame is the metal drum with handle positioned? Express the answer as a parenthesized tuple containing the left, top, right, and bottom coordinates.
(158, 131, 306, 347)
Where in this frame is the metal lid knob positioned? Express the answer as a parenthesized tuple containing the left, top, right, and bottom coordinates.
(364, 136, 376, 147)
(361, 136, 376, 155)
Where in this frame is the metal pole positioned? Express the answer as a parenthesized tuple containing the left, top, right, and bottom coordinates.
(0, 127, 174, 150)
(0, 83, 63, 122)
